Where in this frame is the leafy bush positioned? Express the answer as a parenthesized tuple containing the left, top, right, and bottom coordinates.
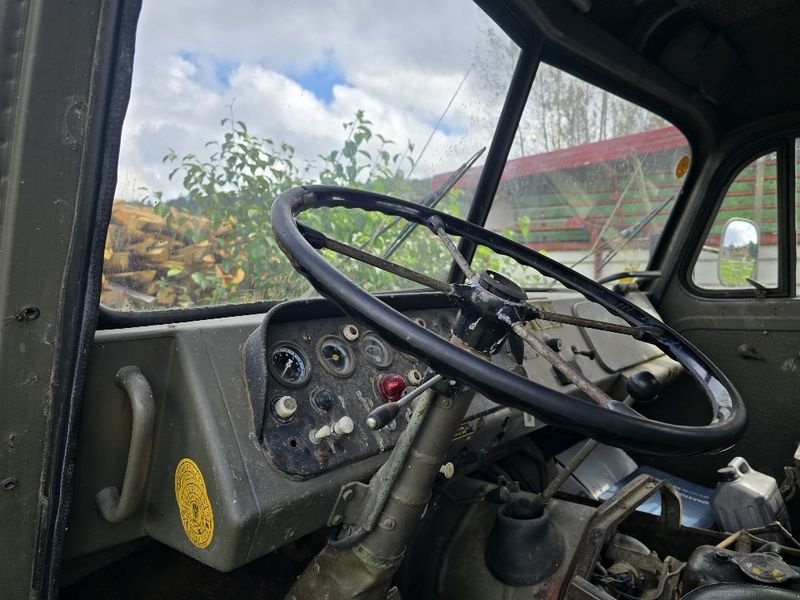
(147, 111, 540, 308)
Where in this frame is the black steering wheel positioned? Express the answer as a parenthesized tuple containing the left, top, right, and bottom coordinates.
(271, 185, 746, 455)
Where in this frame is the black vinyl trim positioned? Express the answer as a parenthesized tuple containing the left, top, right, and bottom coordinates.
(780, 138, 796, 296)
(40, 1, 142, 595)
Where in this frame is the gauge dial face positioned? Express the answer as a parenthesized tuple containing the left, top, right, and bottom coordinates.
(268, 343, 311, 387)
(317, 336, 355, 377)
(360, 332, 393, 368)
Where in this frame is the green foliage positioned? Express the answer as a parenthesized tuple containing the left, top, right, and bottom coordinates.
(145, 110, 543, 309)
(149, 111, 465, 307)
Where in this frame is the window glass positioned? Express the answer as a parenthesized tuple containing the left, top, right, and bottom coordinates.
(692, 152, 778, 290)
(103, 1, 517, 311)
(476, 65, 690, 286)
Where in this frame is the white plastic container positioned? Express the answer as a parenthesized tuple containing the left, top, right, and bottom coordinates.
(711, 457, 790, 537)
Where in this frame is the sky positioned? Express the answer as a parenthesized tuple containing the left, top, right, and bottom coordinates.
(114, 0, 517, 201)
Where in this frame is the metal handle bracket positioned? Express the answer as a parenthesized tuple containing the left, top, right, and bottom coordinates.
(95, 365, 155, 523)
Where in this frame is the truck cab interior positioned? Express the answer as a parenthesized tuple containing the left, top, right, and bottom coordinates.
(4, 1, 800, 599)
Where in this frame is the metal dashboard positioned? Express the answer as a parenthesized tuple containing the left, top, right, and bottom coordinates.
(64, 291, 678, 572)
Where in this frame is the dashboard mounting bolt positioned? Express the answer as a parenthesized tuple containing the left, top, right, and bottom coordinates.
(381, 517, 397, 530)
(331, 514, 343, 526)
(342, 489, 354, 502)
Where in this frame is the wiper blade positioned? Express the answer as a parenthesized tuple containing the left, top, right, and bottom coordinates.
(596, 270, 661, 285)
(597, 194, 674, 270)
(382, 147, 485, 260)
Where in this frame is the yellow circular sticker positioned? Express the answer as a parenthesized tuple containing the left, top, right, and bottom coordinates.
(675, 154, 691, 178)
(174, 458, 214, 548)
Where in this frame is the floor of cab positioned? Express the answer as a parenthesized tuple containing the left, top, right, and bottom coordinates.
(61, 539, 313, 599)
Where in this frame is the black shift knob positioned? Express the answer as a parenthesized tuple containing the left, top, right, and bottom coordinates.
(626, 370, 661, 403)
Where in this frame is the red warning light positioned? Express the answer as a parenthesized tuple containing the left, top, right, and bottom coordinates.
(378, 374, 406, 402)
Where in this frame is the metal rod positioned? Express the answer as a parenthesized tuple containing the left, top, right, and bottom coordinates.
(539, 396, 635, 505)
(512, 322, 613, 408)
(365, 374, 445, 430)
(596, 270, 661, 285)
(310, 231, 453, 294)
(536, 309, 640, 337)
(431, 219, 477, 281)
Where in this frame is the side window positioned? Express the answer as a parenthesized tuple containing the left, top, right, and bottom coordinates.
(692, 152, 778, 290)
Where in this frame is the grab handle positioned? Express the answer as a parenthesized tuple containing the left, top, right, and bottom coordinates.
(95, 366, 155, 523)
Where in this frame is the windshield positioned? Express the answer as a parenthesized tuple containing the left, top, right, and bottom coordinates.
(103, 1, 518, 311)
(478, 65, 690, 287)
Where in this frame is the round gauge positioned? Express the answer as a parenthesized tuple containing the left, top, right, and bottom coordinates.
(268, 343, 311, 387)
(317, 335, 355, 378)
(360, 332, 393, 368)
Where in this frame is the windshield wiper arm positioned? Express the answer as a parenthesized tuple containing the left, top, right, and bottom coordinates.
(598, 193, 675, 270)
(596, 270, 661, 285)
(382, 147, 485, 260)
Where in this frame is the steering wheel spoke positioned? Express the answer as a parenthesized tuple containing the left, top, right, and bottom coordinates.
(533, 308, 643, 337)
(299, 223, 453, 295)
(511, 322, 613, 409)
(427, 215, 478, 282)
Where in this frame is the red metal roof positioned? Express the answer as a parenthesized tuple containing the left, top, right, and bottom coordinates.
(431, 126, 688, 190)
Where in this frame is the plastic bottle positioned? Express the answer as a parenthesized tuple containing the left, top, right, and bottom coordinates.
(711, 457, 791, 539)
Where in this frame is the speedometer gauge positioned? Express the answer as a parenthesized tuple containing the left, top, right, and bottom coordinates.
(317, 335, 355, 377)
(268, 343, 311, 387)
(360, 332, 393, 368)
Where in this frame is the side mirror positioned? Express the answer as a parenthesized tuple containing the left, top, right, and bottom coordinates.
(718, 218, 759, 287)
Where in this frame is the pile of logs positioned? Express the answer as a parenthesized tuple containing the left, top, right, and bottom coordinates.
(101, 201, 218, 310)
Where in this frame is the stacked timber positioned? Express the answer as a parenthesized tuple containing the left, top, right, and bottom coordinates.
(101, 201, 222, 310)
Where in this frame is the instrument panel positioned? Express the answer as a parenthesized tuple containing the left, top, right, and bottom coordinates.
(243, 291, 667, 479)
(245, 307, 467, 477)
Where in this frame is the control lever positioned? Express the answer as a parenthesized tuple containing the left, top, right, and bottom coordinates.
(626, 370, 662, 403)
(366, 374, 444, 430)
(532, 370, 661, 513)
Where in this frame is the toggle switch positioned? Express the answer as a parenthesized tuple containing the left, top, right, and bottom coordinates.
(333, 416, 354, 436)
(309, 425, 332, 443)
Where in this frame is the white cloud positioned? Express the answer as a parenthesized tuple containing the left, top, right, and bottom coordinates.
(115, 1, 517, 200)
